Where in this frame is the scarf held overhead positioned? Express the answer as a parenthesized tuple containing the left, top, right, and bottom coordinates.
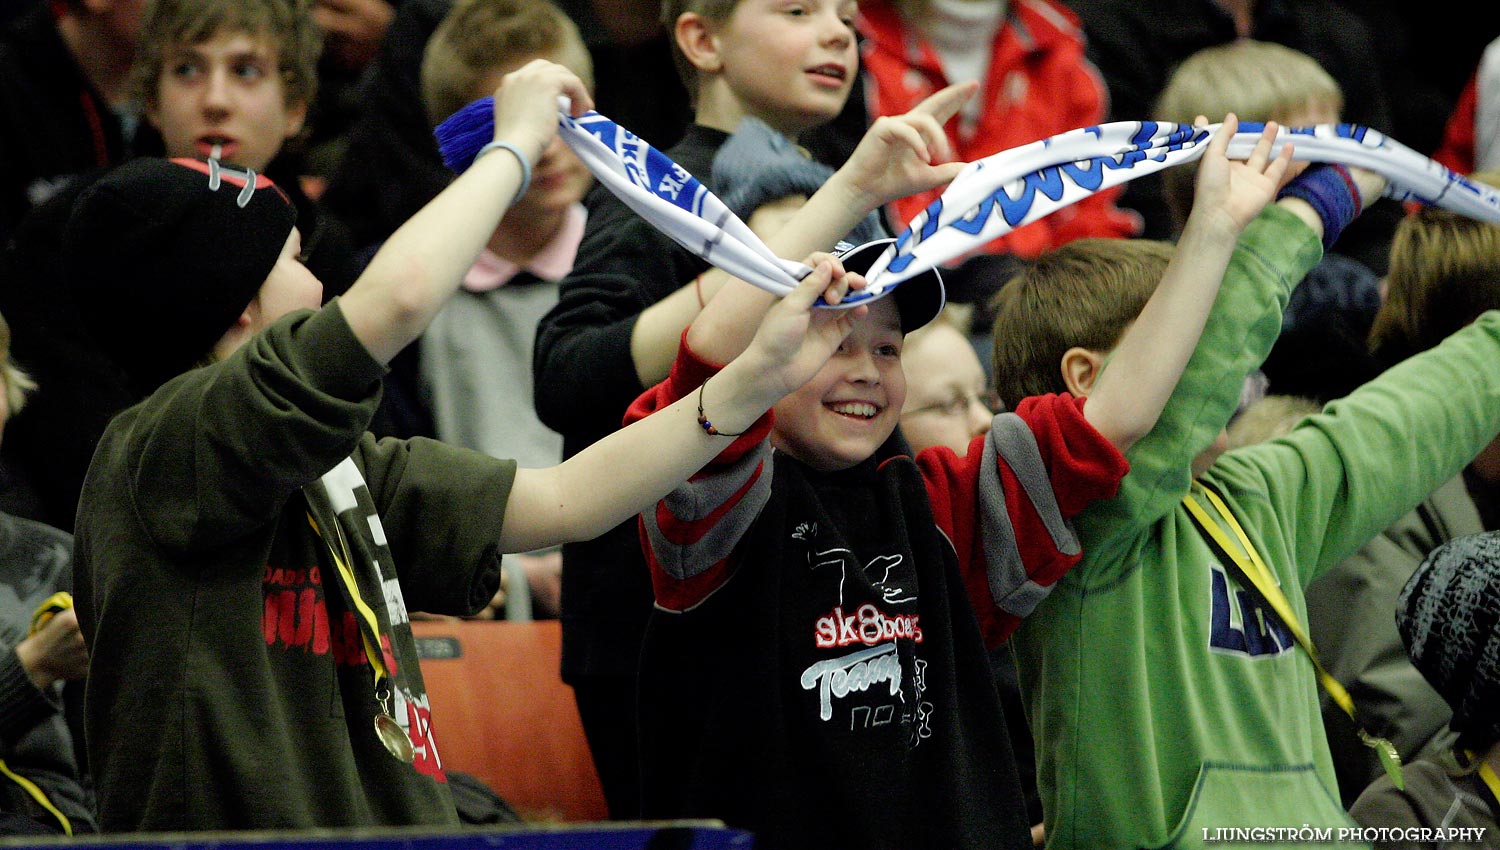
(435, 101, 1500, 308)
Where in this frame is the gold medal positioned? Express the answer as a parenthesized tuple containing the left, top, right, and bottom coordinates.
(306, 508, 417, 766)
(374, 713, 414, 763)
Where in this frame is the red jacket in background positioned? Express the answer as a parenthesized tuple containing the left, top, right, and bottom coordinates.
(858, 0, 1140, 259)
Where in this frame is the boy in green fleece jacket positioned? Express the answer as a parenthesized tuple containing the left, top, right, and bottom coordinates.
(67, 59, 872, 832)
(992, 160, 1500, 849)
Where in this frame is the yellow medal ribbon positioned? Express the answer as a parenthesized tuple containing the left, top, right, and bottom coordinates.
(307, 514, 389, 682)
(1183, 484, 1404, 790)
(306, 513, 413, 762)
(1478, 759, 1500, 803)
(0, 758, 70, 835)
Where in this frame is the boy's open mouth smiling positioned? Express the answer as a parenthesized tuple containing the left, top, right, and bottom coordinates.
(828, 401, 880, 420)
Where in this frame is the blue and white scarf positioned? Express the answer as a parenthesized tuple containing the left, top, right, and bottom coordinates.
(437, 101, 1500, 308)
(866, 121, 1500, 289)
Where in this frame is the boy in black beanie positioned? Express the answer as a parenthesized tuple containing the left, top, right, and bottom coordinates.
(66, 157, 299, 397)
(70, 59, 871, 833)
(1349, 531, 1500, 846)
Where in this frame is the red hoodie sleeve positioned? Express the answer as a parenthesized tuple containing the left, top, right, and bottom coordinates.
(919, 393, 1127, 646)
(626, 331, 776, 611)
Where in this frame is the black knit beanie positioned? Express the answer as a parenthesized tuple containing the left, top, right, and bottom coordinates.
(1397, 530, 1500, 754)
(65, 157, 298, 396)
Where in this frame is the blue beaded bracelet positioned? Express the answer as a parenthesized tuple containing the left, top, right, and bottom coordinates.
(1277, 163, 1364, 251)
(696, 378, 745, 437)
(475, 139, 532, 205)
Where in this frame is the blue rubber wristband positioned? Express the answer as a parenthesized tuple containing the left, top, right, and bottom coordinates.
(475, 139, 532, 205)
(1277, 163, 1364, 251)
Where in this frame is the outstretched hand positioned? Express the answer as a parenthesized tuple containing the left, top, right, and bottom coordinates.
(745, 256, 868, 400)
(834, 81, 978, 212)
(490, 59, 594, 170)
(1190, 113, 1294, 235)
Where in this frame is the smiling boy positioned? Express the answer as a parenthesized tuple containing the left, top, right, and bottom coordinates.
(679, 0, 857, 136)
(623, 114, 1293, 848)
(531, 0, 869, 817)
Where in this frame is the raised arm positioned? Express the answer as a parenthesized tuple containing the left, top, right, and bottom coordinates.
(1084, 115, 1291, 452)
(498, 262, 867, 553)
(338, 60, 593, 365)
(686, 82, 976, 366)
(629, 195, 810, 386)
(1079, 144, 1389, 561)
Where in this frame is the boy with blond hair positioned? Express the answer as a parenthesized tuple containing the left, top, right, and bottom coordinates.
(409, 0, 595, 616)
(417, 0, 594, 442)
(991, 146, 1500, 845)
(532, 0, 876, 815)
(1152, 39, 1344, 236)
(1152, 39, 1386, 405)
(420, 0, 592, 132)
(623, 112, 1291, 848)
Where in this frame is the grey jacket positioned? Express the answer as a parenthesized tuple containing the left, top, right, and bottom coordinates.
(1306, 474, 1481, 804)
(0, 511, 94, 834)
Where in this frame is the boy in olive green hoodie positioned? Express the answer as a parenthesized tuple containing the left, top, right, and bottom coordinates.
(69, 60, 869, 832)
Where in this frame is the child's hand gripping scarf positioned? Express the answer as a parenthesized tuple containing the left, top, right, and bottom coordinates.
(436, 100, 1500, 308)
(863, 121, 1500, 287)
(437, 97, 817, 299)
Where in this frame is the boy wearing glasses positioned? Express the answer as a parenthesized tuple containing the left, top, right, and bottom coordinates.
(899, 304, 997, 456)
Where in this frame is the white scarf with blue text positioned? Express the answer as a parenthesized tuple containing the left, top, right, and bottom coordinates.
(551, 112, 1500, 307)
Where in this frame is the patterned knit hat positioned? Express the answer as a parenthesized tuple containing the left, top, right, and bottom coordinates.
(1397, 530, 1500, 753)
(65, 157, 297, 397)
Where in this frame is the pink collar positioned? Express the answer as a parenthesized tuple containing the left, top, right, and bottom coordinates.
(462, 204, 586, 292)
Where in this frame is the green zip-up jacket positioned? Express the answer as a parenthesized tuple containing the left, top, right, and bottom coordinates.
(1013, 205, 1500, 850)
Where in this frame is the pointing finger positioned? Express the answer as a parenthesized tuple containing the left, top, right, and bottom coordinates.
(913, 81, 979, 127)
